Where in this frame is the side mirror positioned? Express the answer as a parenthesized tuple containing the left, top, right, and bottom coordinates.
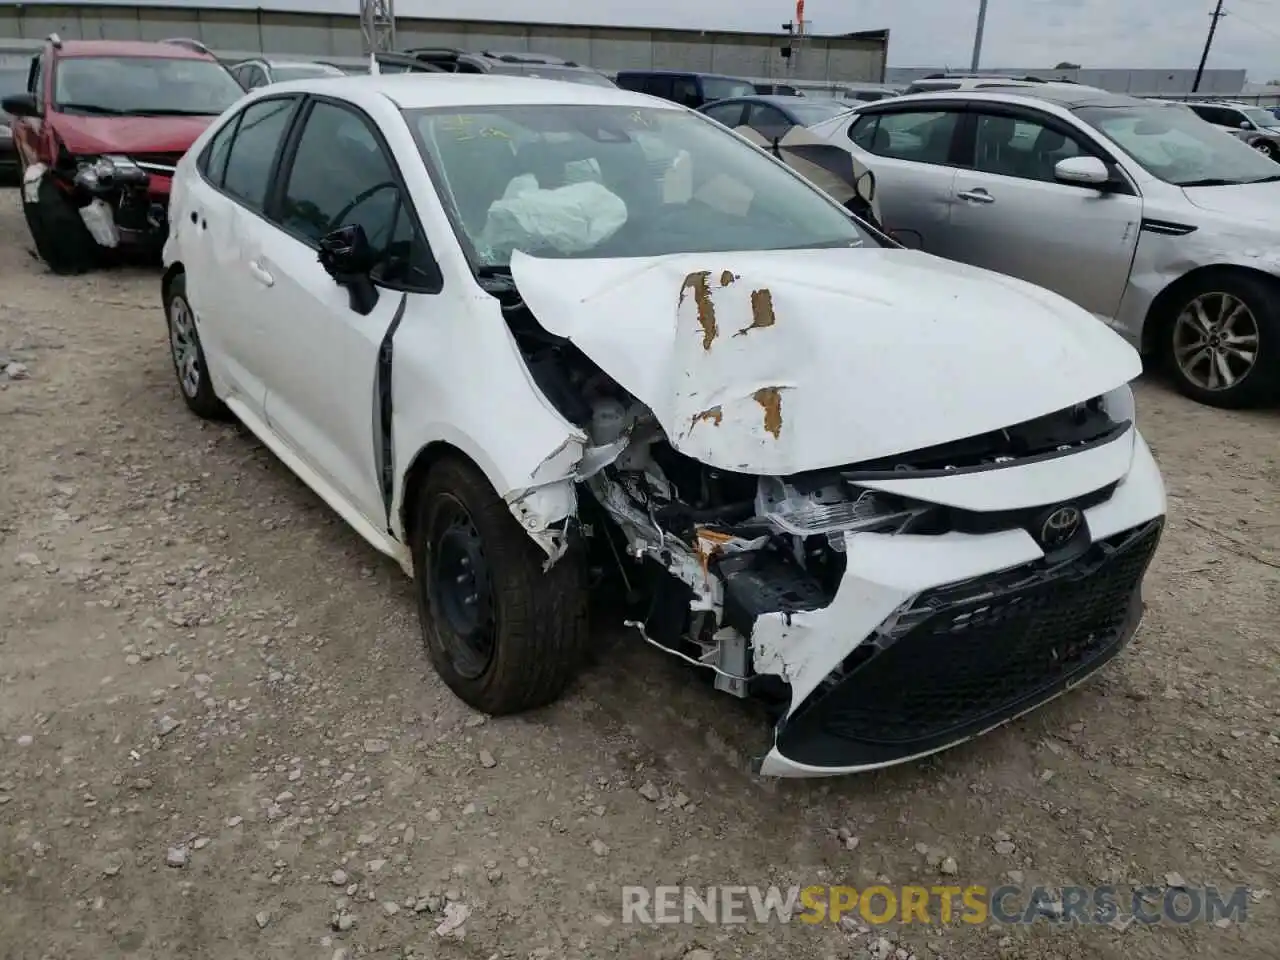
(1, 93, 40, 118)
(1054, 155, 1111, 187)
(1240, 120, 1254, 131)
(318, 224, 380, 315)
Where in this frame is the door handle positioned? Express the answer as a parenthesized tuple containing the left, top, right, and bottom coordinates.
(247, 259, 274, 287)
(958, 188, 995, 204)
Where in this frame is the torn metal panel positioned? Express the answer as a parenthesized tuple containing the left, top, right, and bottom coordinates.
(509, 247, 1140, 476)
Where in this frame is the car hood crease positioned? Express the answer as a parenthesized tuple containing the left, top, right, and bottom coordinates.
(510, 247, 1142, 475)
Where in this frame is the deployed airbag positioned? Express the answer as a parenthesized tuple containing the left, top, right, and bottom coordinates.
(478, 174, 627, 263)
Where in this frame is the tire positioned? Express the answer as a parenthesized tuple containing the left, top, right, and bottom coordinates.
(164, 273, 230, 420)
(1161, 271, 1280, 409)
(22, 173, 99, 275)
(1254, 139, 1278, 161)
(412, 455, 588, 715)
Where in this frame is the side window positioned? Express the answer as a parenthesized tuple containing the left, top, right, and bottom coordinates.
(644, 76, 674, 100)
(276, 100, 438, 289)
(221, 97, 296, 210)
(849, 114, 879, 149)
(972, 112, 1087, 183)
(863, 110, 960, 164)
(703, 102, 745, 128)
(29, 54, 43, 101)
(747, 103, 793, 140)
(671, 77, 700, 107)
(247, 66, 269, 89)
(198, 115, 240, 186)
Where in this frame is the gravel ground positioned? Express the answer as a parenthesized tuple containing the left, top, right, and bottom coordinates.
(1, 189, 1277, 960)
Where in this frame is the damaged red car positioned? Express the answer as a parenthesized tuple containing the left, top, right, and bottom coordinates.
(3, 36, 246, 274)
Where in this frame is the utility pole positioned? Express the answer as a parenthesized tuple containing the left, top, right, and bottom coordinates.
(1193, 0, 1227, 93)
(970, 0, 989, 72)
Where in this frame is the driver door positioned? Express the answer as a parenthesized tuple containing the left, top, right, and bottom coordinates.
(253, 98, 415, 527)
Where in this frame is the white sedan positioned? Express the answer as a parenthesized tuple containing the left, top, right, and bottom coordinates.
(162, 74, 1167, 777)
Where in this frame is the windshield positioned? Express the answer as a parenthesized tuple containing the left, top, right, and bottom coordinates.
(408, 104, 874, 268)
(704, 77, 757, 100)
(1076, 104, 1280, 186)
(54, 56, 244, 116)
(271, 62, 343, 81)
(787, 100, 856, 126)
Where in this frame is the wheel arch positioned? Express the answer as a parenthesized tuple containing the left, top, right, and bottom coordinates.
(161, 261, 184, 309)
(398, 441, 490, 554)
(1141, 263, 1280, 356)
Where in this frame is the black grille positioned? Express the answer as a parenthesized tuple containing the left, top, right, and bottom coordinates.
(775, 519, 1162, 769)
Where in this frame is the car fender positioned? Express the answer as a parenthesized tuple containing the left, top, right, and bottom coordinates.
(388, 293, 587, 561)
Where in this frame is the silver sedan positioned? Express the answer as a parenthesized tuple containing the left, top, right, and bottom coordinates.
(812, 86, 1280, 408)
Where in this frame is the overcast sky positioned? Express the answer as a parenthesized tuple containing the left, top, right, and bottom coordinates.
(409, 0, 1280, 77)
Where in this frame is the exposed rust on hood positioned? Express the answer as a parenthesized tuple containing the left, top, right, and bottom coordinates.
(753, 388, 784, 438)
(680, 270, 718, 350)
(736, 288, 777, 337)
(690, 405, 724, 429)
(719, 270, 739, 287)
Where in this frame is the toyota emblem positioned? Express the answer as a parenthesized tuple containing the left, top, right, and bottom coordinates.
(1040, 506, 1082, 549)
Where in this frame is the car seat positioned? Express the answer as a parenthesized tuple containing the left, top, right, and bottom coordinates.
(977, 115, 1020, 175)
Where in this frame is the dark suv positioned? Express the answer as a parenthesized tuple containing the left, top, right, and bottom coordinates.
(400, 48, 615, 87)
(615, 70, 757, 108)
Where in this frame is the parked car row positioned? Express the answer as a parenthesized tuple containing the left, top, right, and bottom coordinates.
(157, 70, 1167, 777)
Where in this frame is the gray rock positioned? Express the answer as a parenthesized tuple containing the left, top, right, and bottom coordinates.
(156, 715, 181, 737)
(638, 782, 661, 802)
(254, 910, 270, 929)
(363, 738, 389, 754)
(478, 749, 496, 769)
(166, 846, 188, 868)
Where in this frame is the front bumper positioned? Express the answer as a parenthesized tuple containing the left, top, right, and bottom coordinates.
(755, 430, 1167, 777)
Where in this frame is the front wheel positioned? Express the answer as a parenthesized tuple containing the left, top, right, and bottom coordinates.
(412, 455, 588, 715)
(22, 173, 99, 275)
(1253, 139, 1279, 161)
(1162, 272, 1280, 408)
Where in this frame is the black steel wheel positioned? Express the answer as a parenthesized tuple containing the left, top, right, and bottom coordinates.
(412, 454, 588, 715)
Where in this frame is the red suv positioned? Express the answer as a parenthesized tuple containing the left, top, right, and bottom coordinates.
(3, 36, 246, 274)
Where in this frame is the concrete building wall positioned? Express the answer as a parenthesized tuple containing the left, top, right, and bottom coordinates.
(0, 4, 889, 83)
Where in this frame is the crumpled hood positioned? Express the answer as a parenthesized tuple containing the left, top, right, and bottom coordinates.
(511, 247, 1142, 476)
(1181, 181, 1280, 223)
(51, 114, 216, 156)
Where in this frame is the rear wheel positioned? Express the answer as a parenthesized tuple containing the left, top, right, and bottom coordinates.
(22, 173, 98, 275)
(1162, 272, 1280, 408)
(164, 273, 229, 420)
(412, 455, 588, 715)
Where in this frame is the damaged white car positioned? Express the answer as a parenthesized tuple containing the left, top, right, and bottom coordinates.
(162, 75, 1167, 776)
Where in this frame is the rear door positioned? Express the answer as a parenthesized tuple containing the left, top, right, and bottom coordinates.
(947, 104, 1141, 319)
(183, 95, 301, 415)
(843, 103, 967, 253)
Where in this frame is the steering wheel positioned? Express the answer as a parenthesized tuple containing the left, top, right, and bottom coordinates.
(326, 181, 400, 234)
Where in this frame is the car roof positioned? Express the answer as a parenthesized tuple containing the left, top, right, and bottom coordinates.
(55, 39, 212, 60)
(615, 68, 750, 81)
(267, 72, 675, 110)
(888, 85, 1144, 110)
(705, 94, 807, 107)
